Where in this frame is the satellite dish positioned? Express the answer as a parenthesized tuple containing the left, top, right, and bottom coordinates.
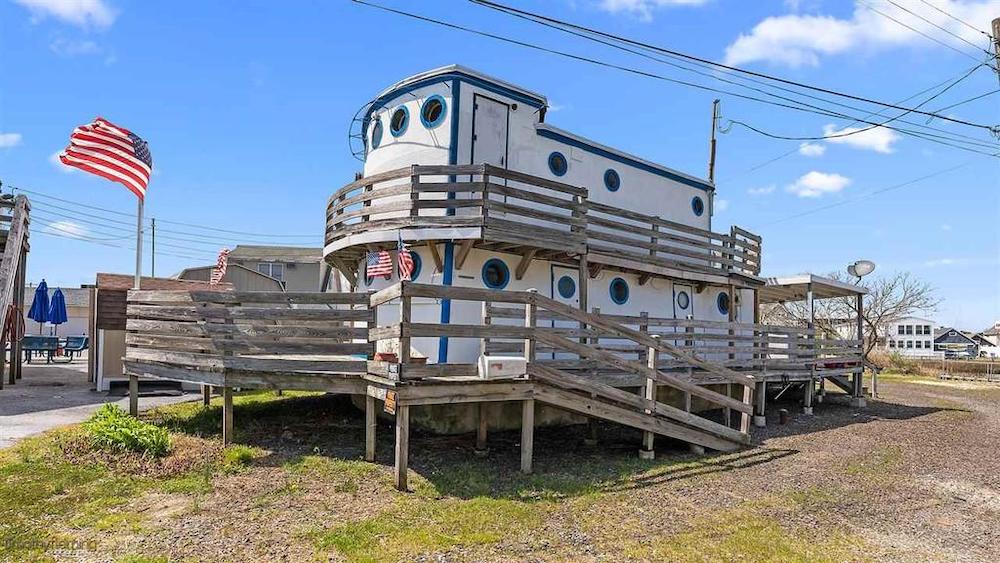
(848, 260, 876, 280)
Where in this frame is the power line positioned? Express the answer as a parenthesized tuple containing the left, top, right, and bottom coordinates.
(858, 0, 990, 65)
(884, 0, 993, 56)
(468, 0, 999, 129)
(915, 0, 994, 40)
(929, 89, 1000, 114)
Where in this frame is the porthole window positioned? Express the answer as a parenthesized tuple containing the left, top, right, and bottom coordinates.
(548, 151, 568, 176)
(370, 118, 383, 150)
(604, 169, 620, 192)
(390, 106, 409, 137)
(482, 258, 510, 290)
(676, 290, 690, 310)
(717, 292, 731, 316)
(420, 95, 446, 129)
(557, 275, 576, 299)
(691, 196, 705, 217)
(409, 252, 422, 281)
(609, 277, 629, 305)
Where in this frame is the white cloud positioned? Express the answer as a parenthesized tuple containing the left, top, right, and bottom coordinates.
(0, 133, 22, 148)
(49, 150, 75, 173)
(923, 257, 1000, 268)
(748, 184, 776, 196)
(798, 142, 825, 157)
(941, 223, 952, 231)
(714, 198, 729, 212)
(13, 0, 116, 29)
(49, 37, 101, 57)
(785, 171, 850, 198)
(598, 0, 709, 21)
(723, 1, 1000, 67)
(42, 220, 88, 239)
(822, 124, 900, 153)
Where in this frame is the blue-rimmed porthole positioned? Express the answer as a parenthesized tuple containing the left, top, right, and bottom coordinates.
(692, 196, 705, 216)
(604, 169, 620, 192)
(548, 151, 568, 177)
(370, 118, 383, 150)
(420, 95, 446, 129)
(557, 275, 576, 299)
(609, 277, 629, 305)
(676, 290, 690, 310)
(482, 258, 510, 290)
(390, 105, 409, 137)
(717, 292, 731, 316)
(409, 252, 422, 281)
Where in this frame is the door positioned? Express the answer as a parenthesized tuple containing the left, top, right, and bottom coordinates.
(550, 265, 579, 360)
(470, 95, 510, 216)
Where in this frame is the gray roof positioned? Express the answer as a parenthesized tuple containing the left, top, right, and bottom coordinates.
(228, 245, 322, 264)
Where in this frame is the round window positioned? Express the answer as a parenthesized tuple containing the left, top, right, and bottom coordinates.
(482, 258, 510, 290)
(390, 106, 409, 137)
(420, 95, 446, 128)
(717, 292, 731, 316)
(691, 196, 705, 217)
(409, 252, 422, 281)
(370, 118, 383, 150)
(557, 275, 576, 299)
(604, 169, 620, 192)
(676, 290, 690, 310)
(548, 151, 568, 176)
(609, 277, 629, 305)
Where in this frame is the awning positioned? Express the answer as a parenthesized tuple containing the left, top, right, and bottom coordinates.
(758, 274, 867, 304)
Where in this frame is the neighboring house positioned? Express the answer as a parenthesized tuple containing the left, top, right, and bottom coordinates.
(23, 285, 90, 337)
(971, 333, 999, 359)
(980, 322, 1000, 346)
(228, 245, 323, 291)
(176, 263, 284, 292)
(933, 327, 979, 359)
(882, 316, 940, 358)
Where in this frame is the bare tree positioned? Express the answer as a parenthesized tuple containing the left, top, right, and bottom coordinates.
(761, 271, 941, 357)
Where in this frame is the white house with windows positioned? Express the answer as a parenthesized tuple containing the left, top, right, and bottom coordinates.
(881, 316, 942, 358)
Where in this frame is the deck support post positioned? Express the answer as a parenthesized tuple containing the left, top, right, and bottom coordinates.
(222, 386, 234, 445)
(475, 403, 488, 453)
(584, 418, 598, 446)
(803, 380, 813, 416)
(753, 381, 766, 427)
(394, 404, 410, 491)
(520, 398, 535, 474)
(202, 385, 212, 406)
(640, 335, 659, 460)
(365, 395, 376, 462)
(128, 374, 139, 416)
(851, 292, 867, 407)
(805, 282, 815, 416)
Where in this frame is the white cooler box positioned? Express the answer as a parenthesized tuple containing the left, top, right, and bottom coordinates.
(477, 355, 527, 380)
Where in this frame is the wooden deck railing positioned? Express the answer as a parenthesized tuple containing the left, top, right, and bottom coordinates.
(0, 195, 30, 387)
(325, 164, 761, 278)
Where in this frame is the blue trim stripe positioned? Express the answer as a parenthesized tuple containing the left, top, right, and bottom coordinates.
(438, 242, 455, 363)
(536, 128, 714, 192)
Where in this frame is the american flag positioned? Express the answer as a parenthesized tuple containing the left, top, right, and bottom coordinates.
(59, 117, 153, 200)
(210, 248, 230, 285)
(397, 235, 414, 281)
(366, 249, 392, 278)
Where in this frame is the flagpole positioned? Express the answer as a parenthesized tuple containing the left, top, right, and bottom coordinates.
(135, 198, 143, 290)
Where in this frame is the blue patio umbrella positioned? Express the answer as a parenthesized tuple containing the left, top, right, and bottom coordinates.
(27, 280, 49, 334)
(48, 288, 67, 336)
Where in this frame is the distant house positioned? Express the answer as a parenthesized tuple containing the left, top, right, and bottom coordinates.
(980, 322, 1000, 346)
(176, 245, 330, 292)
(933, 327, 979, 359)
(971, 333, 999, 359)
(881, 316, 940, 358)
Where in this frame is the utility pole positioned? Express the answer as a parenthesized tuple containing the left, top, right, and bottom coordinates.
(992, 18, 1000, 85)
(150, 217, 156, 277)
(707, 99, 720, 183)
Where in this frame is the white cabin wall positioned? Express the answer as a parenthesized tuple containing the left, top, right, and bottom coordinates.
(363, 82, 453, 176)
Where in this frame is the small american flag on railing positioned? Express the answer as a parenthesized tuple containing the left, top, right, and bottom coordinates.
(397, 235, 414, 281)
(366, 249, 392, 278)
(210, 248, 230, 285)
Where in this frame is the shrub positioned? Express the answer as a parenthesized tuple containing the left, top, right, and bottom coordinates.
(221, 445, 256, 471)
(84, 404, 171, 457)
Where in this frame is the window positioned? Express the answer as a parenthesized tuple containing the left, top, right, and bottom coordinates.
(409, 252, 422, 281)
(609, 277, 629, 304)
(548, 151, 568, 176)
(906, 341, 913, 348)
(915, 341, 922, 349)
(898, 325, 905, 335)
(482, 258, 510, 290)
(257, 262, 284, 282)
(905, 325, 913, 335)
(557, 275, 576, 299)
(691, 196, 705, 217)
(390, 106, 409, 137)
(676, 290, 690, 310)
(604, 169, 620, 192)
(370, 118, 383, 150)
(420, 95, 446, 129)
(717, 292, 731, 316)
(949, 330, 957, 336)
(889, 340, 896, 348)
(924, 324, 931, 334)
(914, 325, 922, 335)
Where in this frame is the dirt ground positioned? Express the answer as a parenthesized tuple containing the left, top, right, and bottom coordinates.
(18, 374, 1000, 562)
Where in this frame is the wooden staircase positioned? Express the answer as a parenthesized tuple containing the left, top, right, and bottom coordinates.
(0, 195, 30, 388)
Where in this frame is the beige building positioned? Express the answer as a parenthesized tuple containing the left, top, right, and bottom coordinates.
(23, 285, 90, 337)
(177, 245, 329, 292)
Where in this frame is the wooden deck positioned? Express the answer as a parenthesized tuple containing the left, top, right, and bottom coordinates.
(123, 281, 864, 490)
(324, 164, 762, 286)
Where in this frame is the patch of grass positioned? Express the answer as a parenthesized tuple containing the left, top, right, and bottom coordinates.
(221, 444, 259, 472)
(285, 455, 380, 493)
(84, 404, 170, 457)
(116, 555, 170, 563)
(845, 446, 903, 478)
(315, 497, 546, 562)
(145, 390, 322, 437)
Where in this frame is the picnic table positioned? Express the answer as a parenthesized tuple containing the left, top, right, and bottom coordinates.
(18, 335, 89, 363)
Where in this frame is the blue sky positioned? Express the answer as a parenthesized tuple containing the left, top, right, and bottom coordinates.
(0, 0, 997, 329)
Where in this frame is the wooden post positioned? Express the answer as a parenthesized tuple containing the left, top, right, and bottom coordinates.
(11, 251, 26, 382)
(640, 335, 659, 459)
(754, 381, 766, 427)
(394, 404, 410, 491)
(804, 283, 815, 415)
(475, 403, 488, 452)
(524, 289, 537, 364)
(520, 398, 535, 474)
(222, 386, 234, 445)
(852, 292, 866, 407)
(128, 374, 139, 416)
(399, 293, 412, 365)
(365, 394, 376, 462)
(202, 385, 211, 406)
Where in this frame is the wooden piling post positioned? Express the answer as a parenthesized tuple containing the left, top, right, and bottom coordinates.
(128, 374, 139, 416)
(202, 385, 212, 406)
(640, 335, 659, 459)
(521, 398, 535, 474)
(222, 386, 234, 445)
(394, 404, 410, 491)
(754, 381, 767, 427)
(365, 394, 376, 462)
(475, 403, 488, 452)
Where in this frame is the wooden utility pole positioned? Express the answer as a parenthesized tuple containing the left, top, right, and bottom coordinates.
(707, 99, 720, 183)
(992, 18, 1000, 85)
